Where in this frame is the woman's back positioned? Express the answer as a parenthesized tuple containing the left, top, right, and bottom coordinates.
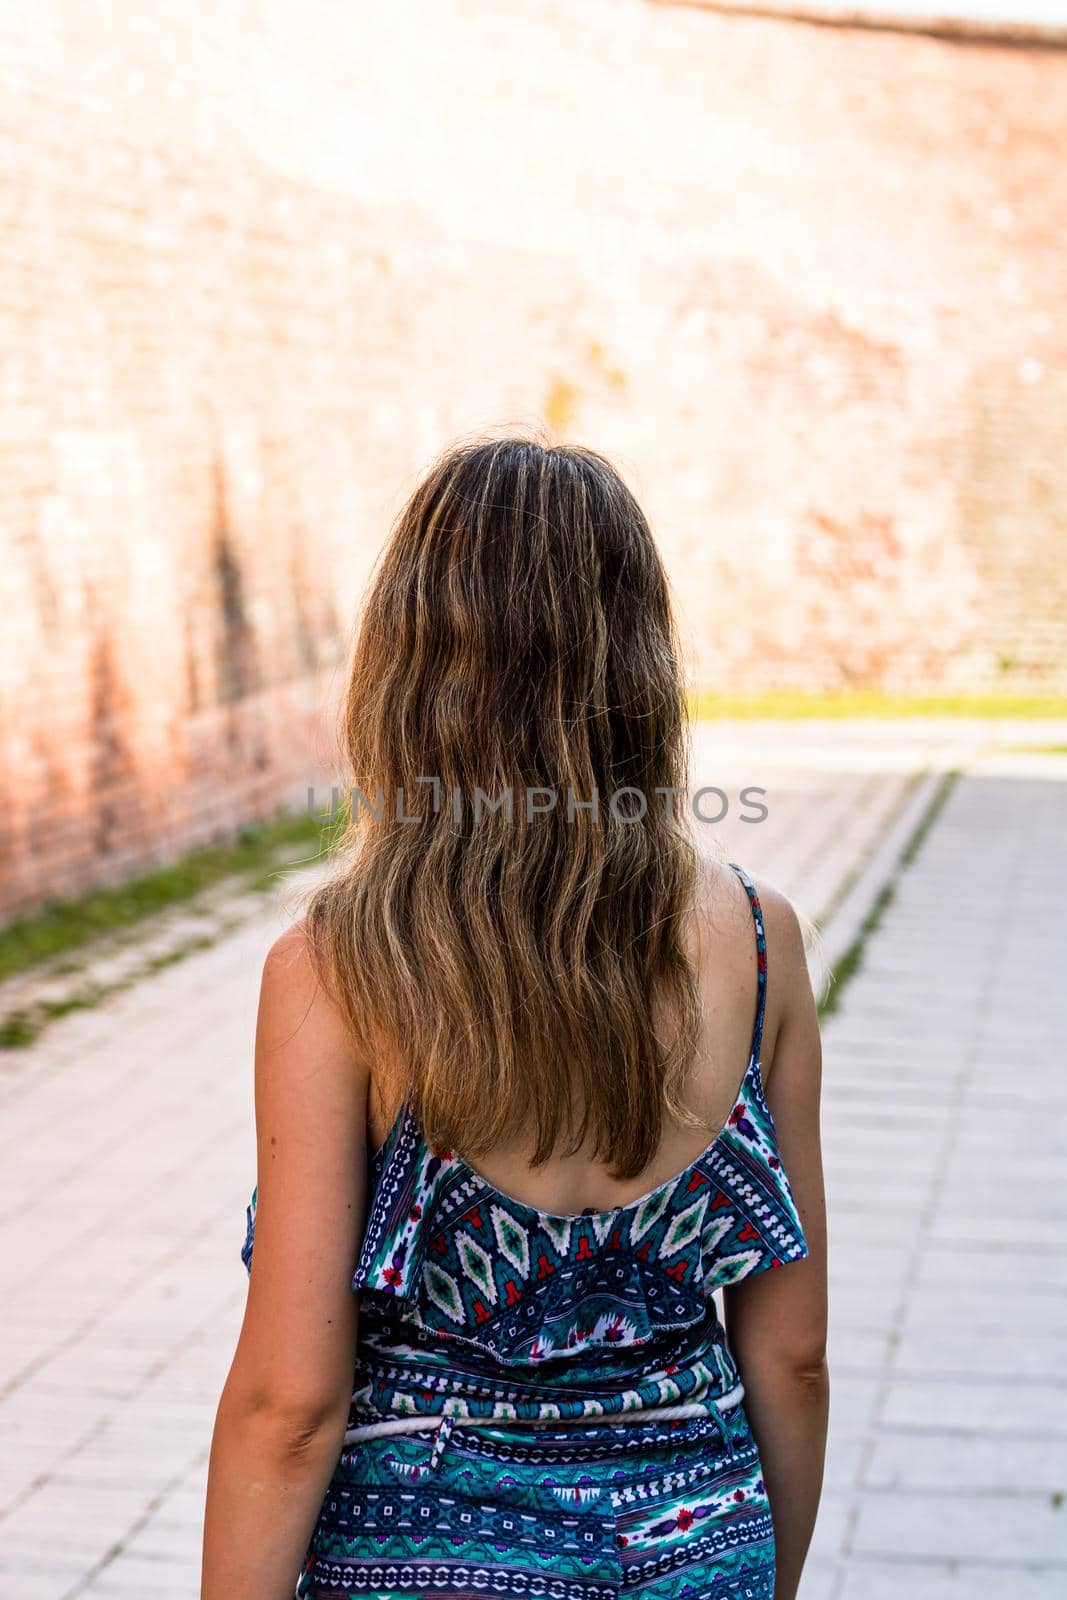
(362, 851, 781, 1219)
(206, 436, 827, 1600)
(240, 849, 809, 1403)
(234, 852, 818, 1599)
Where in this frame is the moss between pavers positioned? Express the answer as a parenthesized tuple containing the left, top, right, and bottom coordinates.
(0, 924, 255, 1050)
(0, 808, 338, 984)
(818, 768, 961, 1018)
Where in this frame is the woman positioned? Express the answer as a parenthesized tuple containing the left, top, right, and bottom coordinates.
(201, 436, 828, 1600)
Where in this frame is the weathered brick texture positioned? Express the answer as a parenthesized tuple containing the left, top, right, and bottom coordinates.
(1, 1, 1065, 916)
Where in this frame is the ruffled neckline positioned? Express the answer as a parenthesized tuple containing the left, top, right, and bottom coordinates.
(372, 1047, 764, 1228)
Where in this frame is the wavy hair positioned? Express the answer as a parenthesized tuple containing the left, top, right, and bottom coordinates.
(304, 434, 701, 1180)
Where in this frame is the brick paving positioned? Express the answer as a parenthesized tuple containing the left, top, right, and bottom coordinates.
(0, 722, 1063, 1597)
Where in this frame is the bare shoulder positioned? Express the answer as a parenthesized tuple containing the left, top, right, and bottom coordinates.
(229, 920, 368, 1425)
(752, 877, 811, 981)
(746, 874, 821, 1085)
(688, 850, 757, 947)
(688, 853, 802, 961)
(688, 856, 818, 1068)
(256, 918, 361, 1073)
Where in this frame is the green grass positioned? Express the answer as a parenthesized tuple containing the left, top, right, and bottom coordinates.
(0, 987, 111, 1048)
(0, 808, 339, 985)
(0, 927, 251, 1051)
(688, 689, 1067, 721)
(0, 1009, 39, 1048)
(818, 768, 961, 1018)
(819, 882, 896, 1019)
(996, 742, 1067, 756)
(812, 770, 924, 934)
(898, 769, 960, 869)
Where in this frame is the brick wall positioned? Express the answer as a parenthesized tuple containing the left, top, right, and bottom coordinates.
(1, 0, 1065, 916)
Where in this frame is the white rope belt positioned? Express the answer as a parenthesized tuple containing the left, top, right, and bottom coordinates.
(343, 1381, 746, 1451)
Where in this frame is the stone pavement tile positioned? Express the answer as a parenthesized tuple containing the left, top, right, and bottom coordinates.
(827, 1229, 915, 1269)
(940, 1151, 1065, 1192)
(824, 1280, 905, 1329)
(0, 1241, 162, 1308)
(822, 1072, 961, 1105)
(818, 1375, 883, 1442)
(812, 1020, 962, 1054)
(823, 1009, 961, 1048)
(902, 1283, 1067, 1335)
(71, 1550, 200, 1598)
(146, 1473, 210, 1521)
(881, 1380, 1067, 1437)
(796, 1558, 844, 1600)
(0, 1459, 36, 1516)
(13, 1365, 142, 1406)
(119, 1510, 207, 1560)
(835, 1560, 1064, 1599)
(0, 1395, 113, 1488)
(824, 1175, 927, 1214)
(802, 1491, 853, 1560)
(825, 1327, 895, 1375)
(822, 1143, 942, 1179)
(822, 1113, 949, 1150)
(865, 1430, 1067, 1494)
(28, 1439, 188, 1499)
(825, 1248, 914, 1301)
(953, 1107, 1067, 1156)
(827, 1279, 908, 1328)
(48, 1469, 187, 1520)
(820, 1436, 866, 1498)
(0, 1483, 126, 1567)
(818, 1049, 965, 1083)
(822, 1161, 941, 1201)
(850, 1489, 1067, 1564)
(927, 1210, 1064, 1248)
(891, 1325, 1066, 1381)
(827, 1331, 898, 1382)
(826, 1209, 921, 1248)
(913, 1250, 1064, 1297)
(965, 1076, 1067, 1113)
(0, 1558, 94, 1600)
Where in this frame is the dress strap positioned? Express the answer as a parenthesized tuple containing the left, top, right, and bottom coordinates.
(727, 862, 768, 1066)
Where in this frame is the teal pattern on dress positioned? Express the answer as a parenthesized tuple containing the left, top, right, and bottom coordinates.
(298, 1406, 775, 1598)
(240, 862, 811, 1597)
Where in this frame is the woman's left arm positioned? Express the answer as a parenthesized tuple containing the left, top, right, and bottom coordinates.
(201, 922, 368, 1600)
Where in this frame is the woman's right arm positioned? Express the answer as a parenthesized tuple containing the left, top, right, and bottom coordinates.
(201, 925, 368, 1600)
(723, 883, 829, 1600)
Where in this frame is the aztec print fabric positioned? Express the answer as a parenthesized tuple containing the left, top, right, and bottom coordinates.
(294, 1405, 775, 1599)
(239, 862, 809, 1596)
(241, 863, 809, 1431)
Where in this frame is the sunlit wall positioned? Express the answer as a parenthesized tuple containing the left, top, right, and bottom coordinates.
(2, 0, 1065, 913)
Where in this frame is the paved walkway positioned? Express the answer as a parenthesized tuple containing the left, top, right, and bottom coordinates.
(0, 722, 1064, 1597)
(804, 745, 1067, 1597)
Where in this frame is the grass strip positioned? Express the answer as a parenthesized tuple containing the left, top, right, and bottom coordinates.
(688, 689, 1067, 721)
(0, 928, 241, 1050)
(0, 808, 339, 984)
(812, 769, 925, 935)
(818, 767, 961, 1018)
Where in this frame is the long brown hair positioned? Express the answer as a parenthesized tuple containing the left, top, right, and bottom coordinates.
(305, 433, 702, 1180)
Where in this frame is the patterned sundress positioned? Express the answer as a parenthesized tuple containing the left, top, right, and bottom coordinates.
(241, 862, 810, 1598)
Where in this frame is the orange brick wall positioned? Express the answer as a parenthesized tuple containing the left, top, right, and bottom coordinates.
(1, 0, 1065, 916)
